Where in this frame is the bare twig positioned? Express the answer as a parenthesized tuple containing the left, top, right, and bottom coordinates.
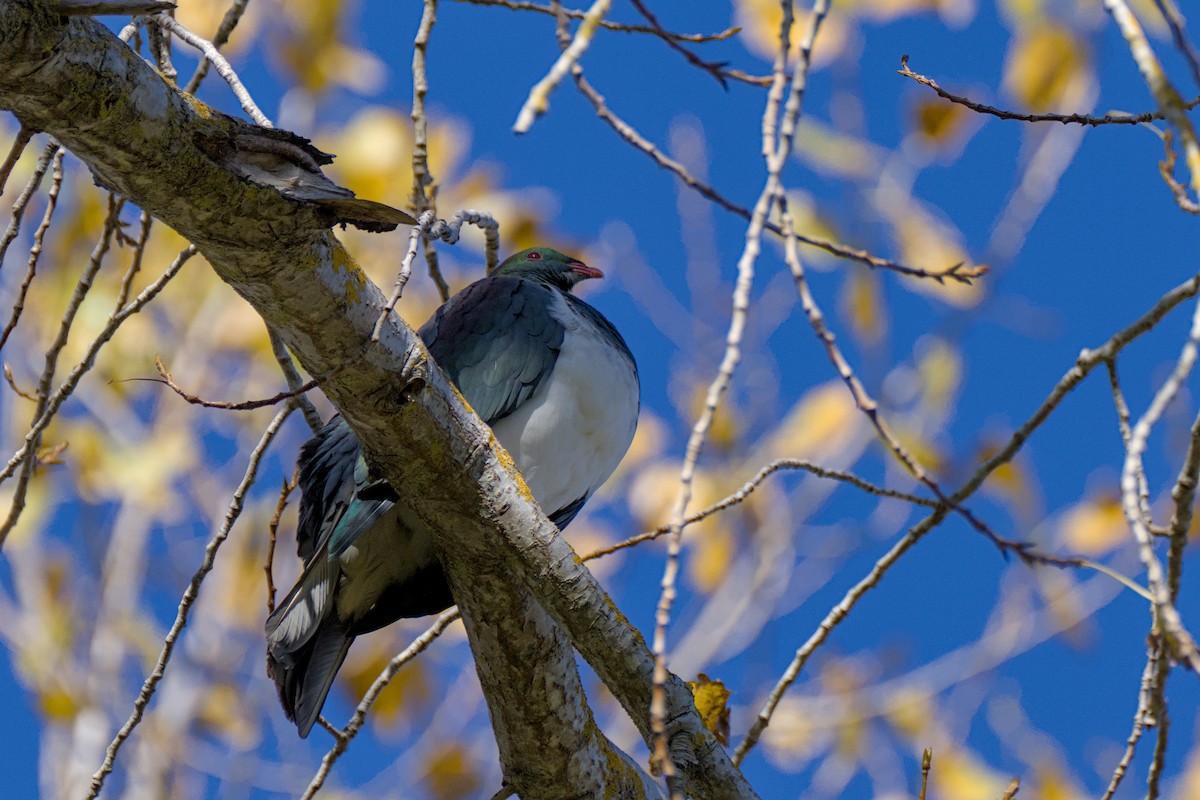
(1151, 0, 1200, 92)
(628, 0, 729, 88)
(265, 473, 297, 614)
(653, 0, 837, 789)
(0, 195, 124, 546)
(0, 148, 64, 352)
(0, 125, 33, 196)
(300, 610, 460, 799)
(583, 458, 938, 561)
(117, 355, 319, 411)
(454, 0, 741, 42)
(918, 748, 932, 800)
(267, 325, 323, 433)
(85, 406, 293, 799)
(513, 0, 610, 133)
(183, 0, 252, 93)
(1102, 0, 1200, 210)
(999, 777, 1020, 799)
(898, 55, 1199, 126)
(0, 140, 58, 272)
(0, 246, 197, 541)
(1120, 297, 1200, 672)
(1101, 638, 1163, 800)
(571, 70, 980, 283)
(733, 274, 1200, 764)
(155, 14, 272, 127)
(410, 0, 451, 300)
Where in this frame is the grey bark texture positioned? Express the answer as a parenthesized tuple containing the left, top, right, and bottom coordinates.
(0, 2, 759, 797)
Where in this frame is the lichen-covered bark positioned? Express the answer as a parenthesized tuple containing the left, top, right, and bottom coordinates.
(0, 2, 756, 797)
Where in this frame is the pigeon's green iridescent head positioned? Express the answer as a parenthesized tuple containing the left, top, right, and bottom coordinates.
(494, 247, 603, 291)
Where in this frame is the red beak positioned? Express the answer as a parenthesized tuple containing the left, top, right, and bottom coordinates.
(571, 261, 604, 280)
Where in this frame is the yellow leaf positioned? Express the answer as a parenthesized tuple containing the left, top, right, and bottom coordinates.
(197, 684, 261, 748)
(934, 750, 1014, 800)
(888, 200, 984, 308)
(1059, 492, 1126, 554)
(338, 634, 430, 727)
(39, 683, 81, 721)
(792, 121, 886, 182)
(689, 526, 736, 592)
(734, 0, 850, 69)
(772, 380, 862, 462)
(839, 271, 887, 345)
(426, 743, 482, 800)
(688, 673, 732, 745)
(912, 96, 970, 147)
(916, 336, 962, 415)
(1002, 25, 1090, 112)
(176, 0, 260, 52)
(884, 688, 933, 739)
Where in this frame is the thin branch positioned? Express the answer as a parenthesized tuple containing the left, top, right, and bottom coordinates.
(0, 147, 64, 352)
(513, 0, 610, 133)
(300, 610, 461, 800)
(85, 405, 293, 799)
(732, 504, 952, 765)
(0, 246, 197, 548)
(898, 55, 1199, 126)
(654, 0, 835, 788)
(183, 0, 251, 93)
(265, 473, 296, 615)
(1101, 639, 1164, 800)
(454, 0, 741, 42)
(570, 70, 981, 283)
(1120, 296, 1200, 672)
(628, 0, 728, 88)
(410, 0, 453, 303)
(583, 458, 939, 561)
(116, 355, 320, 411)
(1150, 0, 1200, 91)
(733, 274, 1200, 764)
(0, 140, 58, 272)
(154, 14, 272, 127)
(918, 748, 932, 800)
(373, 209, 501, 342)
(1102, 0, 1200, 210)
(267, 325, 323, 433)
(0, 195, 124, 547)
(0, 124, 33, 196)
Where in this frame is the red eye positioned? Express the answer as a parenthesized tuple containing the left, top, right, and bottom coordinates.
(527, 251, 542, 260)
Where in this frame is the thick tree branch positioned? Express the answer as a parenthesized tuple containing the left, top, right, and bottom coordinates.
(0, 3, 753, 797)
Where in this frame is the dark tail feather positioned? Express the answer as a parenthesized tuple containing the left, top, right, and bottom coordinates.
(265, 557, 350, 737)
(267, 616, 354, 738)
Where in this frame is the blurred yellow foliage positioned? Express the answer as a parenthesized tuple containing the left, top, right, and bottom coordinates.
(272, 0, 384, 95)
(197, 683, 261, 749)
(933, 750, 1016, 800)
(1002, 25, 1090, 113)
(734, 0, 850, 69)
(1059, 492, 1127, 554)
(426, 742, 483, 800)
(772, 380, 862, 463)
(339, 634, 430, 727)
(840, 271, 887, 346)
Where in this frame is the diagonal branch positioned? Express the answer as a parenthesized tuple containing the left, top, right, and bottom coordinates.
(0, 4, 753, 797)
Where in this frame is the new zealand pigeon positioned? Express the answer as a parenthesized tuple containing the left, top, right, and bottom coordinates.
(265, 247, 640, 737)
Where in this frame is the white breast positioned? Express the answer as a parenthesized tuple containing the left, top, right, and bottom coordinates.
(490, 292, 638, 520)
